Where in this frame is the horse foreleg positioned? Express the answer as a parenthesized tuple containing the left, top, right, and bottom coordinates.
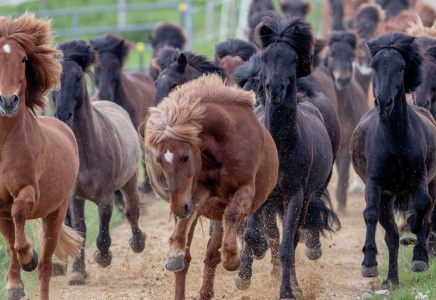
(221, 185, 254, 271)
(69, 196, 87, 285)
(378, 196, 399, 289)
(199, 220, 223, 300)
(12, 186, 38, 271)
(94, 195, 114, 268)
(121, 172, 146, 254)
(279, 189, 304, 300)
(263, 201, 281, 278)
(335, 144, 351, 213)
(0, 218, 25, 300)
(38, 201, 69, 300)
(361, 182, 381, 278)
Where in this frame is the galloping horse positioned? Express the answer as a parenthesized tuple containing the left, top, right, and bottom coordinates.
(351, 32, 436, 289)
(53, 40, 146, 285)
(214, 38, 257, 86)
(90, 34, 156, 193)
(151, 47, 226, 106)
(239, 12, 340, 299)
(143, 75, 279, 300)
(0, 13, 82, 300)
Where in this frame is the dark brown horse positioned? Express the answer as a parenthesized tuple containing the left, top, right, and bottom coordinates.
(324, 31, 369, 211)
(351, 32, 436, 289)
(53, 40, 146, 286)
(0, 13, 82, 300)
(90, 34, 156, 193)
(237, 13, 341, 299)
(143, 74, 279, 300)
(214, 38, 257, 86)
(279, 0, 311, 19)
(148, 23, 186, 81)
(151, 47, 226, 106)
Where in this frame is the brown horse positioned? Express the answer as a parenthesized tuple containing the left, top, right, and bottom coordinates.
(0, 13, 82, 300)
(279, 0, 311, 19)
(214, 38, 257, 86)
(322, 0, 371, 35)
(148, 23, 186, 81)
(53, 40, 146, 285)
(90, 34, 156, 193)
(143, 74, 278, 300)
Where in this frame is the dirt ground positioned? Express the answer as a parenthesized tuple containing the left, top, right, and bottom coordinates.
(30, 174, 386, 300)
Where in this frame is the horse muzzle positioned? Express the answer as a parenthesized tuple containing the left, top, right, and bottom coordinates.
(170, 196, 193, 219)
(0, 94, 19, 116)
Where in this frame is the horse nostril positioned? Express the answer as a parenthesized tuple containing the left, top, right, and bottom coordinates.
(12, 95, 19, 106)
(425, 100, 430, 108)
(386, 99, 393, 106)
(182, 203, 190, 218)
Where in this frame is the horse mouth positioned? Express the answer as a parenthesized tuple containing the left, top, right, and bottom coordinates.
(0, 105, 18, 117)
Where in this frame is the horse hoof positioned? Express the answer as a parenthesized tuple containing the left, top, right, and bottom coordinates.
(8, 288, 25, 300)
(166, 256, 185, 272)
(400, 232, 417, 246)
(234, 274, 251, 290)
(129, 233, 146, 253)
(52, 260, 68, 277)
(19, 249, 38, 272)
(94, 250, 112, 268)
(305, 246, 322, 260)
(68, 271, 86, 285)
(222, 257, 241, 271)
(411, 261, 428, 272)
(253, 239, 269, 260)
(361, 265, 379, 277)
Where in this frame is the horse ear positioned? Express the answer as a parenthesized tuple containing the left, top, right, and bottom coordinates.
(177, 52, 188, 68)
(304, 3, 312, 15)
(259, 24, 273, 39)
(115, 39, 125, 52)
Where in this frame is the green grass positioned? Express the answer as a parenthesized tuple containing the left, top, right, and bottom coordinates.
(372, 246, 436, 300)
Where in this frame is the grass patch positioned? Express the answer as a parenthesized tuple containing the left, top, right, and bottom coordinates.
(374, 245, 436, 300)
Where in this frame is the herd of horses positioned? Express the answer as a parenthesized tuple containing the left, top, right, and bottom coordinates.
(2, 0, 436, 299)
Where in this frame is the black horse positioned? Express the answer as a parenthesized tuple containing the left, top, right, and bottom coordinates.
(236, 12, 341, 300)
(351, 32, 436, 289)
(151, 47, 226, 106)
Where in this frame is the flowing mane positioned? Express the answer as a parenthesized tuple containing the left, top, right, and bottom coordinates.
(90, 34, 132, 65)
(58, 40, 98, 72)
(153, 47, 227, 79)
(354, 3, 385, 40)
(145, 74, 255, 149)
(149, 23, 186, 51)
(367, 32, 422, 92)
(329, 31, 357, 49)
(0, 13, 61, 113)
(214, 38, 257, 62)
(257, 11, 314, 77)
(407, 19, 436, 39)
(234, 52, 262, 88)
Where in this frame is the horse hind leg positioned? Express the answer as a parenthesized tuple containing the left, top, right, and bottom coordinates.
(263, 201, 281, 278)
(11, 187, 38, 272)
(0, 218, 25, 300)
(121, 172, 146, 253)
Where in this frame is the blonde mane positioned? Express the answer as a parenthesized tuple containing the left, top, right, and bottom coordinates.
(0, 13, 62, 113)
(144, 74, 255, 150)
(142, 74, 255, 201)
(407, 18, 436, 38)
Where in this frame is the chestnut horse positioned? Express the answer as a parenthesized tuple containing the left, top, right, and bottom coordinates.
(351, 32, 436, 289)
(214, 38, 257, 86)
(53, 40, 146, 285)
(90, 34, 156, 193)
(143, 74, 278, 300)
(0, 13, 82, 300)
(148, 23, 186, 81)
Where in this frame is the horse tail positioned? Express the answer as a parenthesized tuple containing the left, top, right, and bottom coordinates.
(35, 220, 83, 263)
(144, 147, 170, 202)
(304, 189, 341, 236)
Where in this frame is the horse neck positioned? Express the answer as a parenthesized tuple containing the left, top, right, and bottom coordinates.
(114, 73, 128, 106)
(0, 98, 33, 146)
(266, 79, 299, 154)
(72, 82, 99, 150)
(379, 89, 410, 140)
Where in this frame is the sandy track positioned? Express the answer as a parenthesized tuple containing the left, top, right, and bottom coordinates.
(30, 178, 385, 300)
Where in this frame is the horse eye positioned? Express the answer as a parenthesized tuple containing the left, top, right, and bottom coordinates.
(22, 56, 28, 64)
(170, 83, 177, 89)
(182, 156, 189, 163)
(77, 75, 82, 82)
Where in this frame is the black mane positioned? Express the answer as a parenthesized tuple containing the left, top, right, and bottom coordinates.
(58, 40, 97, 71)
(155, 47, 226, 79)
(418, 37, 436, 61)
(234, 52, 262, 88)
(149, 23, 186, 51)
(258, 11, 314, 77)
(90, 34, 132, 64)
(329, 31, 357, 49)
(367, 32, 422, 91)
(214, 38, 257, 62)
(279, 0, 311, 18)
(354, 4, 384, 41)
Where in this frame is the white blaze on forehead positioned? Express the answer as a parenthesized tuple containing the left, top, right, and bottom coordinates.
(164, 150, 174, 164)
(3, 44, 11, 54)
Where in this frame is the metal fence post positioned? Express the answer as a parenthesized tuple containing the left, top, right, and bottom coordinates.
(118, 0, 126, 28)
(184, 0, 193, 51)
(72, 13, 79, 40)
